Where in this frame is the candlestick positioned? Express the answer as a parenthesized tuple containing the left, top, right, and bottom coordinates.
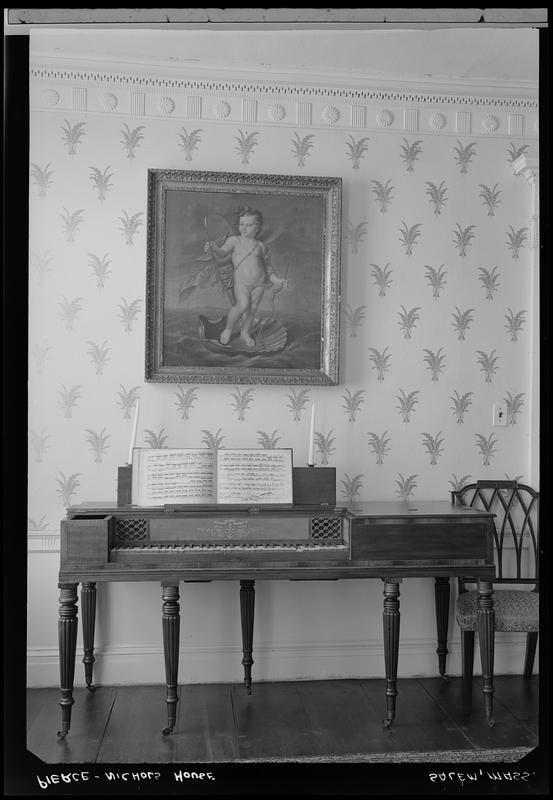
(307, 402, 315, 466)
(127, 400, 140, 465)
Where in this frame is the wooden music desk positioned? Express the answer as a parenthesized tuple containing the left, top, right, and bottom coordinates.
(57, 500, 496, 738)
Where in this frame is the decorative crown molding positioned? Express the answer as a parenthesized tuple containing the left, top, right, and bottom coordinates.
(30, 62, 538, 111)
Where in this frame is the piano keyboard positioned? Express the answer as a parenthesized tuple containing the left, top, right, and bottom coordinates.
(112, 542, 348, 552)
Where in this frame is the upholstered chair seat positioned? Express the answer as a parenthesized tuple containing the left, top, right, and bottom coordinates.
(456, 588, 539, 632)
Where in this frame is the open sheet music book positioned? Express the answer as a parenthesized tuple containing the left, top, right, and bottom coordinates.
(131, 448, 293, 506)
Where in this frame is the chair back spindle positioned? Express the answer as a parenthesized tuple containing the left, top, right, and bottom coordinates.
(451, 480, 539, 591)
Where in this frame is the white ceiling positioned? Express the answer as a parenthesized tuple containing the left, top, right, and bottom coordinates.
(30, 27, 539, 89)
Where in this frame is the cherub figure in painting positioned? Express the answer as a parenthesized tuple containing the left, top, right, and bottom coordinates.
(205, 207, 288, 347)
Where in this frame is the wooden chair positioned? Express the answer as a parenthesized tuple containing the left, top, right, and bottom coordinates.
(451, 480, 539, 713)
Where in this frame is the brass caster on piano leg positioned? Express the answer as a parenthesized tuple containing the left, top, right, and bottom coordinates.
(86, 683, 96, 692)
(382, 718, 394, 729)
(162, 725, 174, 736)
(487, 717, 495, 728)
(57, 730, 68, 739)
(440, 673, 451, 682)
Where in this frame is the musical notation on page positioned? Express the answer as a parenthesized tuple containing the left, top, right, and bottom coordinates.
(216, 448, 293, 505)
(131, 448, 215, 505)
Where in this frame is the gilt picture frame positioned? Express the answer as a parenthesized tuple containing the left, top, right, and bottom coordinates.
(145, 169, 342, 384)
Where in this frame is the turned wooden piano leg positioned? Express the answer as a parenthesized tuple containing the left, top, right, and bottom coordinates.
(57, 583, 79, 738)
(240, 580, 255, 694)
(161, 583, 180, 735)
(382, 579, 401, 728)
(434, 577, 450, 678)
(460, 630, 475, 714)
(523, 631, 538, 679)
(81, 582, 97, 691)
(476, 579, 495, 727)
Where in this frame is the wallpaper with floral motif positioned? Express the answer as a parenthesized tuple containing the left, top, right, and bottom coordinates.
(28, 112, 534, 531)
(27, 64, 537, 683)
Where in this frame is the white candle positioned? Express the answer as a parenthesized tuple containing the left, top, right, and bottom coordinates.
(308, 403, 315, 465)
(127, 400, 140, 465)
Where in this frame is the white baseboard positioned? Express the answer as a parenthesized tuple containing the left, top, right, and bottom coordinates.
(27, 635, 537, 687)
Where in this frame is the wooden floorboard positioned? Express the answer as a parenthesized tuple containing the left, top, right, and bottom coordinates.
(27, 676, 539, 764)
(358, 677, 476, 753)
(26, 686, 59, 734)
(174, 683, 238, 762)
(231, 681, 320, 760)
(298, 679, 396, 756)
(96, 685, 181, 764)
(418, 677, 538, 751)
(492, 675, 540, 734)
(27, 687, 116, 764)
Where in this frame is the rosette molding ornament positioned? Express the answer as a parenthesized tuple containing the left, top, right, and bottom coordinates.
(322, 105, 340, 124)
(101, 92, 118, 111)
(42, 88, 60, 106)
(482, 113, 499, 133)
(429, 112, 446, 130)
(268, 103, 286, 122)
(213, 100, 231, 119)
(376, 109, 394, 127)
(158, 96, 175, 115)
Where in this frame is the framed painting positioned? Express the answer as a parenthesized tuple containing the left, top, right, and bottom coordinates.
(145, 169, 342, 384)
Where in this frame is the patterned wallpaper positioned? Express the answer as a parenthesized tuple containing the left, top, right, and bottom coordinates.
(25, 52, 539, 684)
(28, 94, 535, 535)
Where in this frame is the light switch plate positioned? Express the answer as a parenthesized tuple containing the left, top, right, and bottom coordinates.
(493, 403, 507, 426)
